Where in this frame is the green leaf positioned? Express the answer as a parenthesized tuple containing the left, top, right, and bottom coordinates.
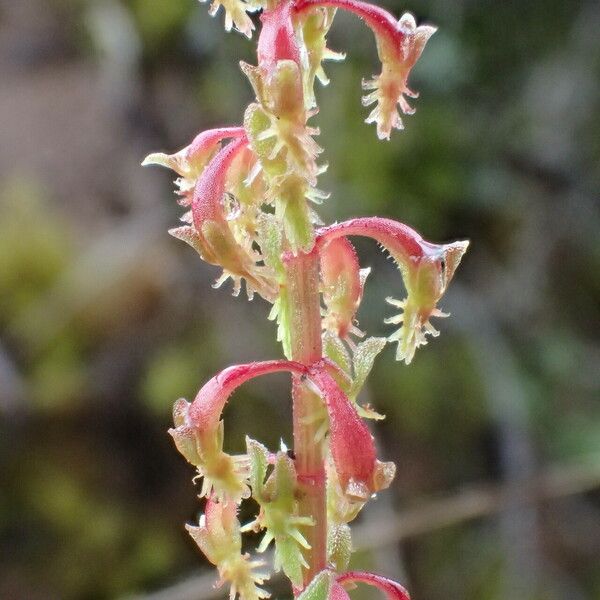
(256, 213, 284, 275)
(268, 288, 293, 359)
(268, 452, 297, 500)
(262, 452, 298, 511)
(249, 450, 313, 588)
(275, 536, 305, 588)
(277, 194, 314, 253)
(246, 437, 269, 499)
(350, 337, 387, 399)
(327, 523, 352, 572)
(323, 331, 352, 376)
(297, 570, 334, 600)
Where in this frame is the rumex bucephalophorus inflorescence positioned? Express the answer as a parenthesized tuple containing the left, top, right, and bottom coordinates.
(144, 0, 469, 598)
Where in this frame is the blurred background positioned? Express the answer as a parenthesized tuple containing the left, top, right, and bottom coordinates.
(1, 0, 599, 598)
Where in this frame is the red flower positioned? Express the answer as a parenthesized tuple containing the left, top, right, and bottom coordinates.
(258, 0, 301, 72)
(319, 236, 368, 340)
(142, 126, 246, 207)
(316, 217, 468, 364)
(309, 362, 394, 500)
(170, 360, 306, 500)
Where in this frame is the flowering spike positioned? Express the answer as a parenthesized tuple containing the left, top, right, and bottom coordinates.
(148, 3, 469, 595)
(316, 218, 469, 364)
(241, 0, 326, 257)
(337, 571, 410, 600)
(295, 0, 435, 138)
(256, 214, 296, 355)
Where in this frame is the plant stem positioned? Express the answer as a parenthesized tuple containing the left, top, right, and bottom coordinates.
(286, 251, 327, 588)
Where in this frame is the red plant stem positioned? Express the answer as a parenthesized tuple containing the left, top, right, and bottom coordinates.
(189, 359, 306, 431)
(187, 126, 246, 161)
(294, 0, 404, 58)
(337, 571, 411, 600)
(286, 251, 327, 588)
(315, 217, 426, 259)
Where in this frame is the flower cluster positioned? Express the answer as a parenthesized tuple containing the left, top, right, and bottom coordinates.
(144, 0, 468, 598)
